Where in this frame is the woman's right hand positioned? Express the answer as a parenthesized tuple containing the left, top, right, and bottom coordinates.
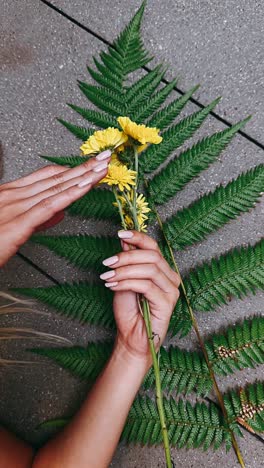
(100, 231, 180, 367)
(0, 150, 111, 267)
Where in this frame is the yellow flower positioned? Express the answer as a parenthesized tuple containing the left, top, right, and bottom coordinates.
(124, 214, 148, 232)
(137, 143, 148, 153)
(117, 116, 162, 145)
(110, 152, 122, 166)
(80, 128, 128, 155)
(99, 163, 136, 191)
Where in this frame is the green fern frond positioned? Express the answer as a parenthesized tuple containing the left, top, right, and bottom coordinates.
(144, 346, 212, 396)
(147, 84, 200, 129)
(164, 165, 264, 249)
(148, 118, 251, 204)
(99, 51, 124, 79)
(13, 283, 115, 328)
(140, 97, 220, 173)
(39, 394, 235, 450)
(57, 118, 93, 141)
(122, 396, 232, 450)
(31, 234, 120, 273)
(88, 1, 149, 95)
(188, 239, 264, 311)
(33, 340, 211, 395)
(206, 316, 264, 375)
(31, 342, 113, 381)
(170, 240, 264, 336)
(93, 57, 122, 91)
(78, 80, 125, 106)
(67, 189, 117, 220)
(224, 381, 264, 433)
(78, 83, 124, 116)
(125, 65, 163, 102)
(87, 65, 121, 93)
(40, 155, 91, 168)
(67, 104, 117, 128)
(126, 66, 167, 112)
(33, 316, 263, 395)
(131, 78, 178, 122)
(111, 1, 151, 77)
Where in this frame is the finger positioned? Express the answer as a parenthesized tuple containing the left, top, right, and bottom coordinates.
(102, 248, 180, 287)
(3, 151, 112, 199)
(12, 175, 106, 243)
(100, 264, 176, 295)
(118, 230, 160, 251)
(0, 165, 69, 190)
(104, 279, 175, 316)
(15, 162, 109, 212)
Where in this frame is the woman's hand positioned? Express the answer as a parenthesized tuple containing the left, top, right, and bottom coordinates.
(100, 230, 180, 367)
(0, 150, 111, 267)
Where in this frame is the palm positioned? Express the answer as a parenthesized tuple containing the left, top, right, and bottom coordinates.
(113, 290, 151, 356)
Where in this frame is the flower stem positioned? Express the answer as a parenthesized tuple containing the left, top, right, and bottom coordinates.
(145, 180, 245, 468)
(129, 148, 173, 467)
(142, 299, 172, 468)
(113, 188, 126, 229)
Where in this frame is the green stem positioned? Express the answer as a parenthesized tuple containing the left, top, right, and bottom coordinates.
(142, 299, 172, 468)
(113, 188, 126, 229)
(130, 147, 173, 467)
(146, 180, 245, 468)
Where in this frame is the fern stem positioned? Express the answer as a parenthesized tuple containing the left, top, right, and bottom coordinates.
(146, 179, 245, 468)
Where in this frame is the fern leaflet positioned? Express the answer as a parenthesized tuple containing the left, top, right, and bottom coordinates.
(57, 119, 94, 141)
(31, 342, 113, 381)
(31, 234, 120, 273)
(67, 189, 117, 220)
(140, 98, 220, 173)
(147, 84, 200, 130)
(224, 381, 264, 433)
(122, 396, 233, 450)
(67, 104, 117, 129)
(14, 283, 115, 328)
(170, 240, 264, 336)
(148, 118, 251, 204)
(131, 78, 177, 122)
(40, 155, 91, 168)
(164, 165, 264, 249)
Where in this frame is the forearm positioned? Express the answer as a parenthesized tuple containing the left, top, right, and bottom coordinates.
(0, 427, 34, 468)
(33, 339, 149, 468)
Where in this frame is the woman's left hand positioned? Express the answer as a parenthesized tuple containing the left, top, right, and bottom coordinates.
(0, 151, 111, 267)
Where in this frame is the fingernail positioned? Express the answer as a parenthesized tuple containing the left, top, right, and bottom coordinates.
(118, 230, 134, 239)
(102, 255, 118, 266)
(100, 270, 116, 280)
(96, 149, 111, 161)
(93, 161, 108, 173)
(78, 175, 94, 187)
(105, 282, 118, 288)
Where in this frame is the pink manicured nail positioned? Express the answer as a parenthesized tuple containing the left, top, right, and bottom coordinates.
(105, 282, 118, 288)
(78, 175, 93, 187)
(118, 230, 134, 239)
(96, 149, 111, 161)
(102, 255, 118, 266)
(93, 161, 108, 172)
(100, 270, 116, 280)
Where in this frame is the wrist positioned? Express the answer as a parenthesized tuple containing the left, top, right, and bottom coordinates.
(113, 335, 152, 374)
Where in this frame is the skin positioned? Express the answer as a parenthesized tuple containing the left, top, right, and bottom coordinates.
(0, 155, 180, 468)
